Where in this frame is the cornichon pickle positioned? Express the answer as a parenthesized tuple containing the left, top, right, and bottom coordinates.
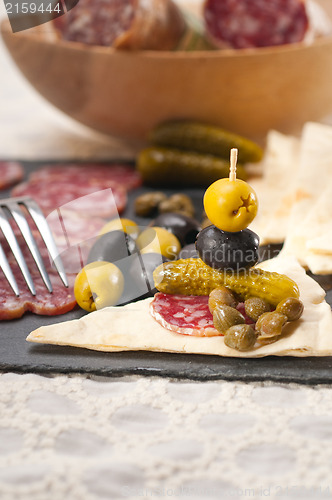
(153, 258, 300, 307)
(137, 147, 247, 187)
(149, 121, 263, 163)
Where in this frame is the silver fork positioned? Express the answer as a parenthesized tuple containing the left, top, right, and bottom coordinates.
(0, 197, 68, 296)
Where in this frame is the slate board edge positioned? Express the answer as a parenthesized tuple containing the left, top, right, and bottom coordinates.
(2, 359, 332, 385)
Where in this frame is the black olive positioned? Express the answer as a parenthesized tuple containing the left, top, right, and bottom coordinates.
(130, 252, 168, 297)
(117, 253, 149, 305)
(87, 230, 137, 265)
(178, 243, 199, 259)
(150, 212, 201, 246)
(195, 225, 259, 271)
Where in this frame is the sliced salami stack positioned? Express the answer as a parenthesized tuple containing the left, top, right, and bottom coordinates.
(204, 0, 331, 49)
(0, 231, 77, 320)
(54, 0, 186, 50)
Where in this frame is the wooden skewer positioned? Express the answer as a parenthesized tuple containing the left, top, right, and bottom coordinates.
(229, 148, 238, 182)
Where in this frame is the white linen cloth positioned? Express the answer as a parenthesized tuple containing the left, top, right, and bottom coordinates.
(1, 373, 332, 500)
(1, 2, 332, 499)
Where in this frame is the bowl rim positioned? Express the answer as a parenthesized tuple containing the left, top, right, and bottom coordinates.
(2, 17, 332, 60)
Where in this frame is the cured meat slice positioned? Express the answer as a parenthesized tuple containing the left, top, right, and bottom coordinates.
(54, 0, 185, 50)
(0, 271, 76, 320)
(204, 0, 310, 49)
(28, 164, 142, 191)
(11, 181, 127, 218)
(150, 293, 220, 337)
(0, 162, 24, 190)
(0, 232, 76, 320)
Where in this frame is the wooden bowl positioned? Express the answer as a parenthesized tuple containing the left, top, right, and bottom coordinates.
(2, 0, 332, 142)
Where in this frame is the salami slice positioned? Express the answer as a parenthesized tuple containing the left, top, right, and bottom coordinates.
(150, 293, 220, 337)
(11, 181, 127, 218)
(0, 162, 24, 190)
(28, 164, 142, 191)
(204, 0, 310, 49)
(0, 232, 76, 320)
(54, 0, 185, 50)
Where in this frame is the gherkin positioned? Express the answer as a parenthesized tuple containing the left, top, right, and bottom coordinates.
(137, 147, 247, 187)
(153, 258, 300, 308)
(149, 121, 263, 164)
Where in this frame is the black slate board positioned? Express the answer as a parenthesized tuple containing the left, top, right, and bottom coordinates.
(1, 161, 332, 385)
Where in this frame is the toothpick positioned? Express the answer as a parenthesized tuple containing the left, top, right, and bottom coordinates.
(229, 148, 238, 182)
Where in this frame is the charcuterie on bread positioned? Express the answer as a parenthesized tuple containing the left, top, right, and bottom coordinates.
(26, 257, 332, 357)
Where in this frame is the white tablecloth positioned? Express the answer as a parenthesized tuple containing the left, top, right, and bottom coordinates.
(1, 3, 332, 499)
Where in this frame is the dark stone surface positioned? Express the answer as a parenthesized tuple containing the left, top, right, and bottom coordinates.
(1, 161, 332, 384)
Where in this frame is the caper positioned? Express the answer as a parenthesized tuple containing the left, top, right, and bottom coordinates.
(159, 193, 195, 217)
(209, 286, 238, 313)
(255, 311, 288, 339)
(276, 297, 304, 322)
(213, 304, 245, 333)
(244, 297, 271, 322)
(134, 191, 167, 217)
(224, 325, 257, 351)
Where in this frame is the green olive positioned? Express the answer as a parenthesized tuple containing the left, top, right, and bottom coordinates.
(99, 218, 140, 240)
(208, 286, 238, 313)
(204, 178, 258, 232)
(244, 297, 271, 322)
(74, 261, 124, 312)
(255, 311, 288, 339)
(276, 297, 304, 321)
(136, 227, 181, 259)
(224, 324, 257, 351)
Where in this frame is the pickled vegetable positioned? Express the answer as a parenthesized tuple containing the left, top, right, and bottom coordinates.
(276, 297, 304, 321)
(137, 147, 247, 188)
(213, 304, 245, 332)
(153, 258, 300, 307)
(244, 297, 271, 322)
(149, 121, 263, 163)
(224, 325, 257, 351)
(256, 311, 288, 339)
(208, 286, 238, 312)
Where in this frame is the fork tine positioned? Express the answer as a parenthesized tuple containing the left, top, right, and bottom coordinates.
(7, 201, 53, 293)
(0, 242, 20, 296)
(0, 206, 36, 295)
(24, 199, 69, 288)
